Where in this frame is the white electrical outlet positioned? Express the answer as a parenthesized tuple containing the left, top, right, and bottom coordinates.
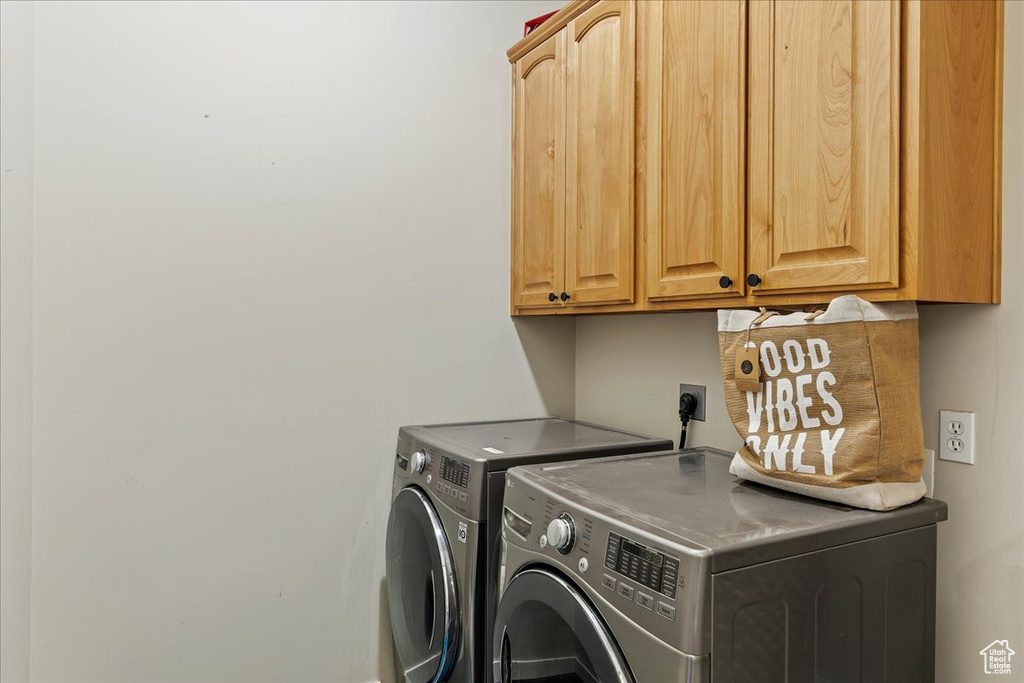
(938, 410, 975, 464)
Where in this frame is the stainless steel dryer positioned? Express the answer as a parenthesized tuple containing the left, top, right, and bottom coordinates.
(385, 418, 671, 683)
(494, 448, 948, 683)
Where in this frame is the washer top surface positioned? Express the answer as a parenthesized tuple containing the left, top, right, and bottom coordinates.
(401, 418, 670, 470)
(513, 448, 948, 572)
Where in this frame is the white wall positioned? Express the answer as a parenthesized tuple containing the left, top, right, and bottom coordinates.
(24, 2, 569, 682)
(0, 3, 35, 682)
(576, 311, 738, 450)
(575, 5, 1024, 678)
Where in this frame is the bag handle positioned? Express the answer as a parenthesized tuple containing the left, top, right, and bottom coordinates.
(751, 309, 779, 326)
(744, 308, 778, 346)
(735, 305, 825, 392)
(746, 305, 826, 341)
(801, 304, 827, 321)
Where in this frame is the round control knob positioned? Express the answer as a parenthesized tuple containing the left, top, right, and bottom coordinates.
(409, 450, 428, 474)
(546, 514, 576, 554)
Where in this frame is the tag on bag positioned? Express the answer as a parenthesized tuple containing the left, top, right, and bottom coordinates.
(734, 343, 761, 392)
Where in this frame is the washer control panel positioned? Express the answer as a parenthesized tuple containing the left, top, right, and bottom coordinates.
(433, 455, 470, 505)
(438, 456, 470, 488)
(394, 433, 484, 520)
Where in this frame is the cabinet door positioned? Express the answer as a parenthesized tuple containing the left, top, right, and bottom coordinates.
(642, 0, 746, 301)
(748, 1, 899, 293)
(512, 32, 565, 308)
(565, 0, 636, 305)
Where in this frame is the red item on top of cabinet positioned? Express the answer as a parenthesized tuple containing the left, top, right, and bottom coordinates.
(524, 11, 558, 37)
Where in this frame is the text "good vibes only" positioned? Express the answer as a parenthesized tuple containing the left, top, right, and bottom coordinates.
(743, 338, 846, 476)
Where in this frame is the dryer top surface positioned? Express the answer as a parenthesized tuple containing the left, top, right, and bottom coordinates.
(511, 448, 947, 572)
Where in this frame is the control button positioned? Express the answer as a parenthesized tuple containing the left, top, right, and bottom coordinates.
(436, 482, 443, 492)
(657, 602, 676, 621)
(410, 450, 428, 474)
(540, 535, 548, 549)
(458, 492, 467, 502)
(578, 557, 589, 573)
(443, 485, 451, 495)
(601, 575, 616, 592)
(546, 514, 576, 554)
(617, 584, 634, 600)
(636, 592, 654, 610)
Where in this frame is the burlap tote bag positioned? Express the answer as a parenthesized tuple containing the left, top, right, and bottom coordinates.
(718, 295, 926, 511)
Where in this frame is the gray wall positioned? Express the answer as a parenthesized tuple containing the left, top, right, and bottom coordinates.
(0, 2, 35, 681)
(6, 2, 569, 682)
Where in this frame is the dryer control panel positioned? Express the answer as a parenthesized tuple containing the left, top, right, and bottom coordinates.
(605, 532, 680, 600)
(500, 466, 711, 656)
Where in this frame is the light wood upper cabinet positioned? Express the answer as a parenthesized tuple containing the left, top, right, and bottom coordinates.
(747, 0, 900, 294)
(641, 0, 746, 302)
(506, 0, 1002, 315)
(908, 0, 1002, 304)
(509, 0, 636, 310)
(564, 0, 636, 305)
(512, 32, 565, 308)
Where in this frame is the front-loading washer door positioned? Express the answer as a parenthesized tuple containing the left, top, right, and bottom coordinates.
(386, 487, 461, 683)
(492, 567, 635, 683)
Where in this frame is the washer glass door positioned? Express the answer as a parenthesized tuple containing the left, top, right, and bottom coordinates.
(492, 568, 634, 683)
(386, 487, 460, 683)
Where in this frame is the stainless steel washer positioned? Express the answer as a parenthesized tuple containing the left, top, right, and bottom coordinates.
(385, 418, 671, 683)
(494, 448, 948, 682)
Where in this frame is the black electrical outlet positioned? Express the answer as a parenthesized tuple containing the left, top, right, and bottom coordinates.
(678, 384, 707, 422)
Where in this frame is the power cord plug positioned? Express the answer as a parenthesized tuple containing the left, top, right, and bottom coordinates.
(678, 392, 698, 449)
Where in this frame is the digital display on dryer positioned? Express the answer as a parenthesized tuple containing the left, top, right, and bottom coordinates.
(621, 539, 663, 567)
(605, 532, 680, 599)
